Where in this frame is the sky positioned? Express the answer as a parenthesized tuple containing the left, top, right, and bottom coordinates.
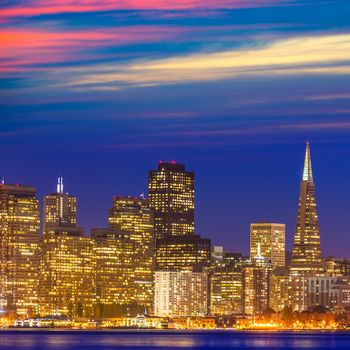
(1, 0, 350, 257)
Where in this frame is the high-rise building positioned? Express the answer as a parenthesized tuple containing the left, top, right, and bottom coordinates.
(154, 270, 208, 317)
(290, 143, 324, 276)
(0, 184, 40, 316)
(250, 223, 285, 268)
(210, 253, 244, 316)
(148, 162, 194, 239)
(92, 229, 136, 310)
(155, 234, 211, 271)
(269, 271, 290, 312)
(39, 226, 95, 317)
(243, 246, 272, 316)
(108, 196, 154, 310)
(44, 176, 77, 230)
(39, 179, 94, 317)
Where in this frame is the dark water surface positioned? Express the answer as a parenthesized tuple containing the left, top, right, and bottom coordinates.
(1, 330, 350, 349)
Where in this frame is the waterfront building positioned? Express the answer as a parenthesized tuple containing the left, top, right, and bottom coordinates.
(0, 183, 40, 316)
(39, 226, 94, 317)
(290, 143, 324, 276)
(108, 196, 154, 310)
(306, 276, 350, 311)
(154, 270, 208, 317)
(39, 179, 94, 317)
(92, 229, 137, 310)
(148, 162, 194, 239)
(250, 223, 285, 268)
(210, 261, 244, 315)
(155, 234, 211, 271)
(269, 270, 290, 312)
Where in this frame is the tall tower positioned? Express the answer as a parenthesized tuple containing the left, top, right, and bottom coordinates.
(290, 143, 323, 276)
(0, 184, 40, 315)
(148, 162, 194, 239)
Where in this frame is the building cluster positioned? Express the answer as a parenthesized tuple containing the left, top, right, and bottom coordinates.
(0, 144, 350, 322)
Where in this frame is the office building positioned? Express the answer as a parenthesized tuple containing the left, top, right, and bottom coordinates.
(155, 234, 211, 271)
(0, 183, 40, 316)
(108, 196, 154, 310)
(250, 222, 285, 268)
(148, 162, 194, 239)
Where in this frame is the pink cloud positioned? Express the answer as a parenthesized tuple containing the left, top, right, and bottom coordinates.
(0, 0, 287, 18)
(0, 26, 183, 73)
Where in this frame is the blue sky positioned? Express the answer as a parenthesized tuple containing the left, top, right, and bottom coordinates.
(1, 0, 350, 257)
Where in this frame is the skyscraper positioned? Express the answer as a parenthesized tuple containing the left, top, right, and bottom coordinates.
(0, 184, 40, 316)
(39, 178, 94, 317)
(108, 196, 154, 310)
(44, 176, 76, 230)
(290, 143, 324, 276)
(250, 222, 285, 268)
(92, 229, 137, 312)
(148, 162, 194, 239)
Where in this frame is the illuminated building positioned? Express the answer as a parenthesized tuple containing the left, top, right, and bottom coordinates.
(250, 223, 285, 268)
(154, 270, 208, 317)
(39, 227, 94, 317)
(39, 179, 94, 317)
(44, 176, 76, 230)
(306, 276, 350, 311)
(325, 257, 350, 277)
(243, 244, 272, 316)
(148, 162, 194, 239)
(210, 254, 244, 315)
(290, 143, 324, 276)
(0, 183, 40, 316)
(155, 234, 211, 271)
(269, 271, 290, 312)
(108, 196, 154, 310)
(92, 229, 136, 308)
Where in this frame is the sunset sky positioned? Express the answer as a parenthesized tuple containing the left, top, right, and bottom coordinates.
(1, 0, 350, 257)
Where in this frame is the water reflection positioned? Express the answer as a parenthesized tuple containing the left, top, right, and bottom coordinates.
(0, 331, 349, 349)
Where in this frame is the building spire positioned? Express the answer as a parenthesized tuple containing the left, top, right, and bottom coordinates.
(302, 142, 313, 182)
(57, 176, 64, 194)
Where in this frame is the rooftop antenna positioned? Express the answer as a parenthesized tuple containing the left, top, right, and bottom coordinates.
(57, 176, 64, 194)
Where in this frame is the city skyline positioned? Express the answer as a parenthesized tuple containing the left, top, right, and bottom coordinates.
(1, 142, 348, 259)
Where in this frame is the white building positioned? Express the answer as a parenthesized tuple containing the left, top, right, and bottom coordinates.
(154, 270, 208, 317)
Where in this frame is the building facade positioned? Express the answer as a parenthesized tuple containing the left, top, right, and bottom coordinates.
(148, 162, 194, 239)
(155, 234, 211, 271)
(250, 222, 285, 268)
(39, 179, 94, 317)
(0, 184, 40, 316)
(92, 229, 137, 311)
(154, 270, 208, 317)
(108, 196, 154, 310)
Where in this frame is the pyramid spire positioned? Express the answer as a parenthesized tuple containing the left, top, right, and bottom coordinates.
(302, 142, 313, 182)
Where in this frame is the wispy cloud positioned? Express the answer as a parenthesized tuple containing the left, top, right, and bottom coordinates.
(62, 33, 350, 90)
(0, 0, 289, 19)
